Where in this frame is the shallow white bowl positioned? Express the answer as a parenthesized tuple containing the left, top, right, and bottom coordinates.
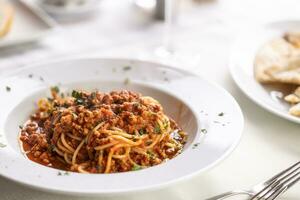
(0, 58, 243, 196)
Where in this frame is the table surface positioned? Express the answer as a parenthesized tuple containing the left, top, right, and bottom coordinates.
(0, 0, 300, 199)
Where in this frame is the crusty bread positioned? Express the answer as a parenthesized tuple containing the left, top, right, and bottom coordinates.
(254, 38, 300, 84)
(0, 2, 14, 38)
(254, 37, 300, 85)
(255, 33, 300, 117)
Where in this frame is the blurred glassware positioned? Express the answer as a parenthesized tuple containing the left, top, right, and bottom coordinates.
(155, 0, 177, 57)
(133, 0, 156, 11)
(133, 0, 200, 68)
(38, 0, 100, 20)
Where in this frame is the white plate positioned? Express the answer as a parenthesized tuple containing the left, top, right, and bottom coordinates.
(230, 20, 300, 124)
(0, 58, 243, 196)
(0, 0, 56, 48)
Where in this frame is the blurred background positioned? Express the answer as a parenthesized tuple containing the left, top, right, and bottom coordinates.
(1, 0, 300, 75)
(1, 1, 300, 199)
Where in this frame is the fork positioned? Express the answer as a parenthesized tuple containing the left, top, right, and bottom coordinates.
(206, 161, 300, 200)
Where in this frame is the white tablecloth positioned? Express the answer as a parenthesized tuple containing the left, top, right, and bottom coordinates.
(0, 0, 299, 199)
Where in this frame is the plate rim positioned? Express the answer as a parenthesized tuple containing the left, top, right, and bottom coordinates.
(0, 57, 244, 195)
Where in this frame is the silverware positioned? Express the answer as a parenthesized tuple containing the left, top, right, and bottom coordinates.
(206, 161, 300, 200)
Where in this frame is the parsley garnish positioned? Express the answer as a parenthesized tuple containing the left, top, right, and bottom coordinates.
(154, 123, 161, 134)
(47, 97, 54, 102)
(5, 86, 11, 92)
(139, 128, 146, 135)
(201, 129, 207, 134)
(123, 66, 132, 71)
(51, 86, 60, 93)
(131, 164, 142, 171)
(147, 150, 155, 159)
(72, 90, 84, 105)
(76, 99, 84, 105)
(18, 125, 23, 129)
(72, 90, 81, 98)
(124, 78, 130, 85)
(47, 144, 55, 153)
(96, 165, 102, 172)
(91, 92, 96, 99)
(163, 120, 168, 130)
(0, 143, 6, 148)
(192, 143, 200, 149)
(218, 112, 224, 116)
(57, 171, 70, 176)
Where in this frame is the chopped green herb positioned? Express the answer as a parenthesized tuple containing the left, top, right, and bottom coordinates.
(18, 125, 23, 129)
(5, 86, 11, 92)
(123, 66, 132, 71)
(72, 90, 85, 105)
(133, 102, 140, 107)
(163, 120, 168, 130)
(192, 142, 200, 149)
(28, 74, 33, 78)
(57, 171, 70, 176)
(47, 97, 54, 102)
(218, 112, 224, 116)
(72, 90, 81, 98)
(131, 164, 142, 171)
(124, 78, 130, 85)
(51, 86, 60, 93)
(0, 143, 6, 148)
(164, 77, 169, 82)
(47, 144, 55, 153)
(154, 123, 161, 134)
(147, 150, 155, 159)
(60, 93, 65, 98)
(201, 129, 208, 134)
(76, 98, 84, 104)
(139, 128, 146, 135)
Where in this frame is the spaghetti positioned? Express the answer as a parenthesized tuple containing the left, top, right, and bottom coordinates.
(19, 88, 187, 173)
